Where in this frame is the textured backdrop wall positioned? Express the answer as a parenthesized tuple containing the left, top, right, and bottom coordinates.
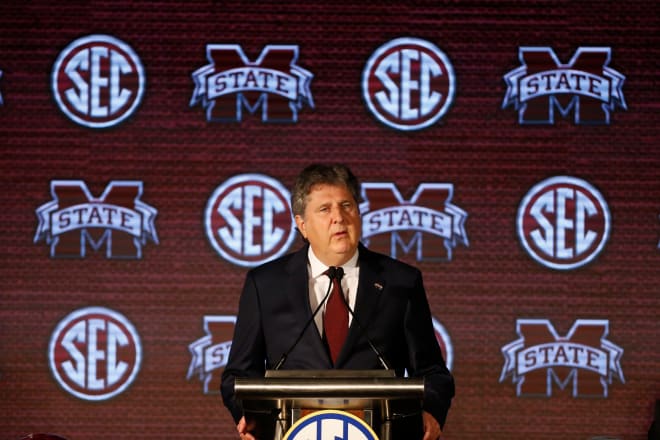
(1, 1, 659, 439)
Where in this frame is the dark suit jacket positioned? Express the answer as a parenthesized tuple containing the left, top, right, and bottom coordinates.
(221, 243, 454, 429)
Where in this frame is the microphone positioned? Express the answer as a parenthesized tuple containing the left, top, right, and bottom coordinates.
(338, 283, 392, 371)
(272, 267, 339, 370)
(327, 266, 341, 281)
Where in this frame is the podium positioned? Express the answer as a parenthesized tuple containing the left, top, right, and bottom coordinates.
(235, 370, 424, 440)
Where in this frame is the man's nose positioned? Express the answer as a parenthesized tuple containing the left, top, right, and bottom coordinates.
(330, 205, 345, 222)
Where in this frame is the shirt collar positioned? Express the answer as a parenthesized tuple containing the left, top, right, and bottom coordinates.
(308, 246, 359, 279)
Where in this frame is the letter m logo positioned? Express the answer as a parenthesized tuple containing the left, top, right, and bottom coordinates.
(34, 180, 158, 259)
(502, 47, 626, 125)
(190, 44, 314, 123)
(500, 319, 625, 398)
(359, 182, 468, 262)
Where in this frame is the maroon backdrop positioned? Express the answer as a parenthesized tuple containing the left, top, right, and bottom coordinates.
(1, 1, 659, 439)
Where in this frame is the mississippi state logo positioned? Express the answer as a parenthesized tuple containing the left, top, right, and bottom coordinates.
(205, 174, 296, 267)
(52, 34, 145, 128)
(49, 307, 142, 401)
(500, 319, 624, 398)
(284, 410, 379, 440)
(517, 176, 610, 270)
(362, 37, 455, 131)
(190, 44, 314, 122)
(187, 315, 236, 394)
(360, 182, 468, 261)
(34, 180, 158, 259)
(502, 47, 626, 124)
(432, 317, 454, 371)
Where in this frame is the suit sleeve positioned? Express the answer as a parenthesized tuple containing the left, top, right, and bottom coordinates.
(404, 269, 455, 428)
(221, 270, 266, 423)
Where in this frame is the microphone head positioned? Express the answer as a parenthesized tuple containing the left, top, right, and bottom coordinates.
(326, 266, 343, 280)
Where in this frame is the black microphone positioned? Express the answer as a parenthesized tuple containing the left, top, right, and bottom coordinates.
(338, 285, 392, 371)
(272, 267, 340, 370)
(327, 266, 341, 281)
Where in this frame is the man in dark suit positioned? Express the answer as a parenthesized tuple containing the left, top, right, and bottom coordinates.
(221, 164, 454, 439)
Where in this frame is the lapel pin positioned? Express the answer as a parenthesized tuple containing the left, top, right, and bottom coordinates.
(374, 282, 383, 291)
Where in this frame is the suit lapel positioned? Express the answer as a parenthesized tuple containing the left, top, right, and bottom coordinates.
(284, 245, 333, 366)
(336, 245, 385, 366)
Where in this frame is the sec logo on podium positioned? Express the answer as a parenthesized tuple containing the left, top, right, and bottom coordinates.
(283, 410, 379, 440)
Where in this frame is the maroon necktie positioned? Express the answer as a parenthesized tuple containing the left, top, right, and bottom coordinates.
(324, 267, 347, 364)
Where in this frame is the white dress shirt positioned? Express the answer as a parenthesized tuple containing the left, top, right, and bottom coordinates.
(307, 247, 359, 337)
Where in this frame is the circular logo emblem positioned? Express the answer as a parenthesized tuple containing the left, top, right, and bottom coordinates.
(49, 307, 142, 401)
(432, 317, 453, 371)
(205, 174, 296, 267)
(52, 34, 145, 128)
(362, 37, 455, 131)
(517, 176, 610, 270)
(284, 410, 379, 440)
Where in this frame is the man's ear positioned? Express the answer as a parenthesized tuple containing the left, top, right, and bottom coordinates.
(294, 215, 306, 239)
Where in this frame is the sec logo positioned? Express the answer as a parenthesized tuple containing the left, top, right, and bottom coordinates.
(284, 410, 379, 440)
(49, 307, 142, 401)
(432, 317, 453, 371)
(52, 34, 145, 128)
(517, 176, 610, 270)
(205, 174, 296, 267)
(362, 37, 455, 131)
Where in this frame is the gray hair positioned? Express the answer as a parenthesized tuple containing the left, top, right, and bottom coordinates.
(291, 163, 360, 217)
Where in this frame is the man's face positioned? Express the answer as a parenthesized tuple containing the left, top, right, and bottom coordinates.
(295, 183, 361, 267)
